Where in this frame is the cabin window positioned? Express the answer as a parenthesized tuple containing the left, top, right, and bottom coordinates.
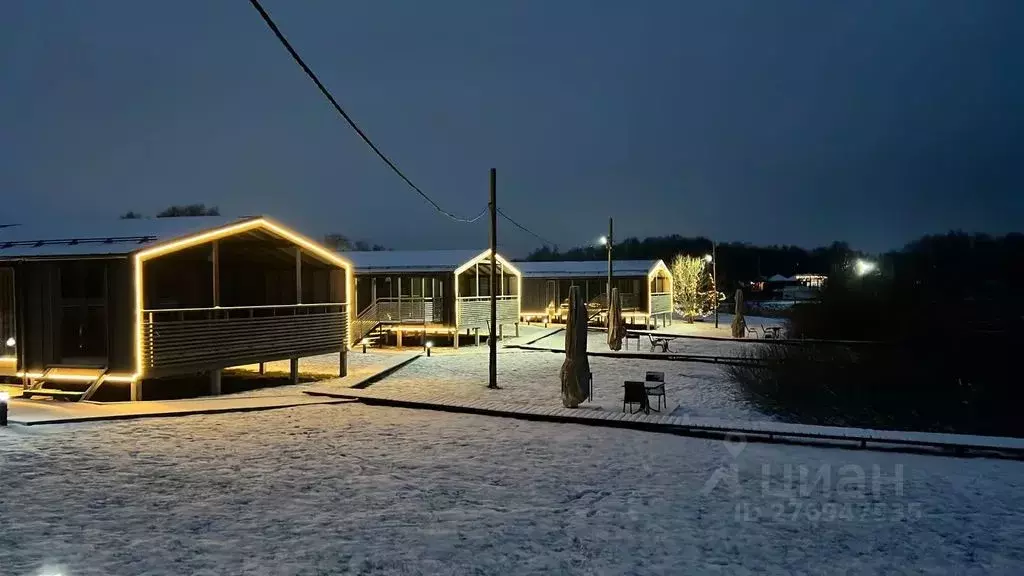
(57, 261, 108, 362)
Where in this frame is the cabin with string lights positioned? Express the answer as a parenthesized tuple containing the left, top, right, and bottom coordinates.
(347, 249, 521, 348)
(0, 216, 352, 401)
(516, 259, 673, 327)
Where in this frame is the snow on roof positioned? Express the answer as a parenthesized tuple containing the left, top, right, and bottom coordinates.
(516, 260, 662, 278)
(0, 216, 251, 259)
(344, 250, 487, 273)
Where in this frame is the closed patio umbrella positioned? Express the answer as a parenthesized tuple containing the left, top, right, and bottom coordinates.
(607, 287, 625, 351)
(560, 286, 591, 408)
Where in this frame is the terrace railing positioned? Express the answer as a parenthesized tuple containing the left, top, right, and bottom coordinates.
(375, 297, 444, 324)
(457, 295, 518, 330)
(141, 303, 348, 375)
(650, 292, 672, 315)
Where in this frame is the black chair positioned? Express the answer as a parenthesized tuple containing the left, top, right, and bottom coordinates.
(586, 372, 594, 403)
(644, 371, 667, 412)
(623, 381, 650, 414)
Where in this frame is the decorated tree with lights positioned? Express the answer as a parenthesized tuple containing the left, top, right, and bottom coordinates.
(671, 255, 716, 322)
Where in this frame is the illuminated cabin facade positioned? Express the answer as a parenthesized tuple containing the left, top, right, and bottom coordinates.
(0, 217, 352, 401)
(516, 260, 673, 327)
(347, 250, 521, 347)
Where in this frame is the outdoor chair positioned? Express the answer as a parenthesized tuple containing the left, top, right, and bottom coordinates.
(761, 323, 778, 339)
(648, 333, 670, 352)
(644, 371, 667, 412)
(622, 381, 650, 415)
(745, 325, 761, 339)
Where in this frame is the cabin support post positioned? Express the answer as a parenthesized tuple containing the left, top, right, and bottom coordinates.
(474, 328, 480, 346)
(130, 379, 143, 401)
(339, 348, 348, 378)
(209, 369, 221, 396)
(295, 247, 302, 304)
(396, 330, 403, 348)
(289, 358, 299, 385)
(212, 240, 220, 307)
(515, 322, 520, 337)
(258, 362, 265, 375)
(452, 329, 459, 349)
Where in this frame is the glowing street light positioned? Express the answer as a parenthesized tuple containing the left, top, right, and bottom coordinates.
(4, 337, 13, 348)
(854, 259, 877, 277)
(598, 236, 608, 246)
(704, 253, 713, 263)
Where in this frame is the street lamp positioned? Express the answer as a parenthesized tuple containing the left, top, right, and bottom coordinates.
(599, 218, 613, 321)
(707, 243, 719, 328)
(425, 340, 433, 357)
(854, 259, 877, 277)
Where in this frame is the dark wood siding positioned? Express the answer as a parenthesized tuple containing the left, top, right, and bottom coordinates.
(106, 259, 135, 372)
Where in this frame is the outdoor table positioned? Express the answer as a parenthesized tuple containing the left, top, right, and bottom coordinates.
(766, 326, 783, 339)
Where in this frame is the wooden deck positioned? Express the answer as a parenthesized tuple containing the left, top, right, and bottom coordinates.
(308, 386, 1024, 460)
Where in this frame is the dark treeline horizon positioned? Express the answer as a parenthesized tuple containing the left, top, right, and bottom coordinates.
(525, 231, 1024, 290)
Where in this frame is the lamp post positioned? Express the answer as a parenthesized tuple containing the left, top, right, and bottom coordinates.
(706, 243, 719, 328)
(600, 217, 613, 318)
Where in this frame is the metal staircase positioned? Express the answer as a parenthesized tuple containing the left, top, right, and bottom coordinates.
(352, 301, 382, 344)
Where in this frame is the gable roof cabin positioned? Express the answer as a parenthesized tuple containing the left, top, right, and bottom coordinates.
(0, 216, 353, 400)
(515, 259, 673, 324)
(346, 249, 521, 347)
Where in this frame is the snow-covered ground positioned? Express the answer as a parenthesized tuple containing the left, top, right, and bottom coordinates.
(368, 348, 766, 421)
(530, 329, 760, 360)
(2, 403, 1022, 574)
(656, 313, 786, 339)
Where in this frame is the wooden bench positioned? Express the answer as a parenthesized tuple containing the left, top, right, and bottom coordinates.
(648, 334, 671, 352)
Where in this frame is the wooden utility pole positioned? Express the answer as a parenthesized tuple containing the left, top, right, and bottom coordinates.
(713, 241, 719, 329)
(488, 168, 499, 389)
(607, 217, 613, 317)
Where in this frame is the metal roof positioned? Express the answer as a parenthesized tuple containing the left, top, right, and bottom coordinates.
(0, 216, 251, 259)
(516, 259, 663, 278)
(344, 250, 489, 273)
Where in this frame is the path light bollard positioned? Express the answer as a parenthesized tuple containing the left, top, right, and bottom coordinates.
(425, 341, 433, 357)
(0, 391, 9, 426)
(361, 338, 368, 354)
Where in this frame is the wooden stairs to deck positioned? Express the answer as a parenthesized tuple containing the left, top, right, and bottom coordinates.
(21, 367, 109, 402)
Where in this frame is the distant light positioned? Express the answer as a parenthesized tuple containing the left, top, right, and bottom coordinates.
(0, 391, 9, 402)
(425, 341, 433, 348)
(854, 259, 877, 277)
(4, 337, 13, 347)
(598, 236, 608, 246)
(704, 254, 713, 263)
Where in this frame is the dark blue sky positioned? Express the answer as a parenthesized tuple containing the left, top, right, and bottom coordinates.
(3, 1, 1022, 256)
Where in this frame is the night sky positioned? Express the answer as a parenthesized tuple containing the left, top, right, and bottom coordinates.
(2, 1, 1022, 256)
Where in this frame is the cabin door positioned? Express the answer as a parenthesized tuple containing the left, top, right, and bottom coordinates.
(55, 261, 108, 366)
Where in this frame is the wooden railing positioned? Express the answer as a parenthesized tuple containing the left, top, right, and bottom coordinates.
(141, 303, 348, 375)
(650, 292, 672, 315)
(375, 297, 444, 324)
(457, 295, 518, 330)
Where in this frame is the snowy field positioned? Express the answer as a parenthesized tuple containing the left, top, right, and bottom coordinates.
(368, 348, 767, 421)
(655, 313, 786, 339)
(2, 403, 1022, 574)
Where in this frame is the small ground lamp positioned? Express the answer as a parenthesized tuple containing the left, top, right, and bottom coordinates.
(425, 340, 433, 357)
(0, 390, 9, 426)
(361, 338, 369, 354)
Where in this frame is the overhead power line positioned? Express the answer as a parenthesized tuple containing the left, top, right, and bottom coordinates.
(247, 0, 487, 223)
(497, 208, 555, 247)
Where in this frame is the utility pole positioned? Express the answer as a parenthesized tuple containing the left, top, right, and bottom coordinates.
(607, 217, 613, 321)
(713, 241, 719, 329)
(488, 168, 499, 389)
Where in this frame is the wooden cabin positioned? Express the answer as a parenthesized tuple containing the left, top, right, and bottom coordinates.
(348, 249, 521, 347)
(0, 216, 352, 401)
(516, 259, 673, 327)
